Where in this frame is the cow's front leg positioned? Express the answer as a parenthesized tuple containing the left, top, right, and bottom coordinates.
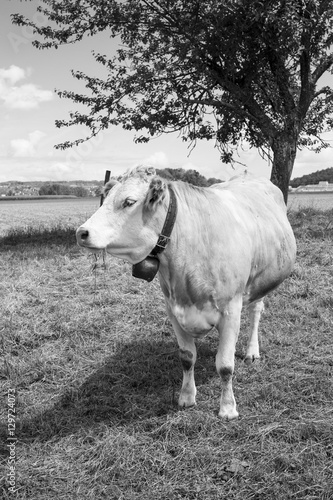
(166, 306, 197, 407)
(216, 296, 242, 420)
(245, 299, 264, 364)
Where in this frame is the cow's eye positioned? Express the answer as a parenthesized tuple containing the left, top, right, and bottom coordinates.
(123, 198, 136, 208)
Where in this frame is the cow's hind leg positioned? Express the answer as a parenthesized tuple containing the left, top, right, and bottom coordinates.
(245, 299, 264, 365)
(166, 306, 197, 408)
(216, 296, 242, 420)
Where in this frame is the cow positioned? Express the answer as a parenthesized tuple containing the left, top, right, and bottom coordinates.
(76, 165, 296, 420)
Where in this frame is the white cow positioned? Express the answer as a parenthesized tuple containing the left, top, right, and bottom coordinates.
(76, 166, 296, 420)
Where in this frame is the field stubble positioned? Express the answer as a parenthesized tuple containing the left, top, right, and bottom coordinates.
(0, 200, 332, 499)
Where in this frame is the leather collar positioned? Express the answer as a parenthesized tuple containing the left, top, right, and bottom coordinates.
(132, 185, 177, 282)
(150, 185, 177, 256)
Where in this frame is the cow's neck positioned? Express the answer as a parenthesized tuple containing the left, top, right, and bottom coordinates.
(157, 182, 220, 307)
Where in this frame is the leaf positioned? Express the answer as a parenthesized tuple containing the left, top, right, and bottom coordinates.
(224, 458, 250, 474)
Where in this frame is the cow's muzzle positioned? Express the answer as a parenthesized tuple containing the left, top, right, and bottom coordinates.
(76, 227, 90, 246)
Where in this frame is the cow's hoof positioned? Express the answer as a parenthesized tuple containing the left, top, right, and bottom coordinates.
(178, 400, 197, 409)
(218, 409, 239, 421)
(178, 395, 196, 408)
(244, 354, 260, 365)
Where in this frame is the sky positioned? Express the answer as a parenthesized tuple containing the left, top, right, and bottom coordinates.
(1, 0, 332, 183)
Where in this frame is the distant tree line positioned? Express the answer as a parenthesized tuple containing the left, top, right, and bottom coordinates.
(290, 167, 333, 188)
(39, 183, 89, 197)
(156, 168, 222, 187)
(31, 170, 222, 198)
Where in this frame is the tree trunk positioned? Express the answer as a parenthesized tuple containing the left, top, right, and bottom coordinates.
(270, 134, 298, 205)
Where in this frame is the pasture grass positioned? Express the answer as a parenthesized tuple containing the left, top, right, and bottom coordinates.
(2, 223, 77, 247)
(0, 207, 333, 499)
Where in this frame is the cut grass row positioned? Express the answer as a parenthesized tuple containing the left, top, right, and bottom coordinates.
(2, 223, 77, 247)
(0, 207, 332, 499)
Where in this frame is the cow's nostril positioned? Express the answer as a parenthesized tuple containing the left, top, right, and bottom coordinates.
(76, 228, 89, 243)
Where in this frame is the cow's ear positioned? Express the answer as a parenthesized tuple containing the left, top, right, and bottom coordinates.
(145, 177, 167, 210)
(103, 179, 119, 196)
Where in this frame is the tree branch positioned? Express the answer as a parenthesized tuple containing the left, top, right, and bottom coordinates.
(314, 85, 333, 99)
(312, 53, 333, 83)
(264, 41, 296, 115)
(183, 96, 256, 123)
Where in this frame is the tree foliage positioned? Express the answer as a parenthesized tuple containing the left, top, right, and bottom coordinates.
(12, 0, 333, 201)
(157, 167, 222, 186)
(39, 183, 70, 196)
(39, 183, 89, 196)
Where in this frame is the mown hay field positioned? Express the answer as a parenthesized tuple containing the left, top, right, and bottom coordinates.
(0, 194, 332, 499)
(0, 197, 100, 235)
(288, 192, 333, 211)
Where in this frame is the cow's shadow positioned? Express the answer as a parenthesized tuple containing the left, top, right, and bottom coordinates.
(16, 337, 218, 443)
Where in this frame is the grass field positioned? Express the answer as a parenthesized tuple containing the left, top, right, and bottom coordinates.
(0, 198, 100, 235)
(0, 197, 333, 499)
(288, 192, 333, 211)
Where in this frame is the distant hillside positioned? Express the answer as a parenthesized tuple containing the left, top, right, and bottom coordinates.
(290, 167, 333, 188)
(0, 180, 103, 198)
(0, 169, 222, 197)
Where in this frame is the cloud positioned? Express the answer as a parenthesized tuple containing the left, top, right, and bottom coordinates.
(0, 155, 110, 182)
(4, 84, 54, 110)
(11, 130, 46, 157)
(0, 65, 53, 109)
(0, 65, 25, 84)
(143, 151, 169, 168)
(293, 140, 333, 176)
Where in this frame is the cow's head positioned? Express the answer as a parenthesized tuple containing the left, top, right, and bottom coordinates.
(76, 166, 169, 264)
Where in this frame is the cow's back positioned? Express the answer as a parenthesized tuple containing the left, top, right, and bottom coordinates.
(209, 175, 296, 303)
(210, 174, 286, 214)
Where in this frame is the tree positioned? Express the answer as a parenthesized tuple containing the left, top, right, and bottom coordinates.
(39, 183, 57, 196)
(13, 0, 333, 202)
(207, 177, 223, 186)
(39, 183, 71, 195)
(157, 167, 221, 186)
(73, 185, 89, 197)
